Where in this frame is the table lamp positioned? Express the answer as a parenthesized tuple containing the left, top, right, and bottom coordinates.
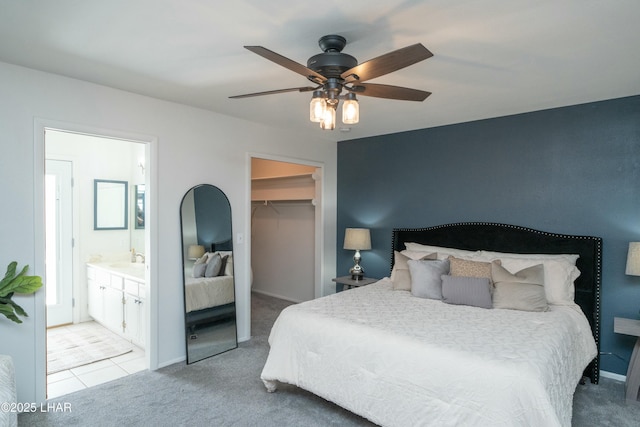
(626, 242, 640, 276)
(188, 244, 205, 260)
(344, 228, 371, 280)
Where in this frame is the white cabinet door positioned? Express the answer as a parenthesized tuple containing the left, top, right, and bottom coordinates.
(104, 286, 124, 334)
(124, 292, 145, 347)
(87, 278, 103, 323)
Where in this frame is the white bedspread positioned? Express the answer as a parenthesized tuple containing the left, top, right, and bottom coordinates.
(261, 278, 596, 427)
(184, 275, 234, 313)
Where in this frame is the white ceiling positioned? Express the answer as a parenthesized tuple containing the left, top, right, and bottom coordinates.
(1, 0, 638, 141)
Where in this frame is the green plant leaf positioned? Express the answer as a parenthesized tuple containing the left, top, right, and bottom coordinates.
(0, 261, 42, 323)
(0, 261, 18, 290)
(0, 263, 42, 297)
(0, 303, 21, 323)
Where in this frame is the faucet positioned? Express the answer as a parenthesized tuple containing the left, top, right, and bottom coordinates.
(135, 253, 145, 263)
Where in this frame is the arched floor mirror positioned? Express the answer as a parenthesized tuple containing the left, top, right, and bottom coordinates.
(180, 184, 237, 364)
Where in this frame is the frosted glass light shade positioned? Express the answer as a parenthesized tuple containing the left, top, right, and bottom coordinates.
(626, 242, 640, 276)
(309, 93, 325, 122)
(320, 106, 336, 130)
(342, 96, 359, 124)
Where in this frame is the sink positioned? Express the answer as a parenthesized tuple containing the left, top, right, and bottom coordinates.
(105, 262, 146, 279)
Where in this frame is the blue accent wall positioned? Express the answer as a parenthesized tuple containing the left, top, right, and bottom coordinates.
(337, 95, 640, 376)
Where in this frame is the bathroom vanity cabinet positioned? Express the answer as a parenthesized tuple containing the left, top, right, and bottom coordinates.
(87, 264, 146, 348)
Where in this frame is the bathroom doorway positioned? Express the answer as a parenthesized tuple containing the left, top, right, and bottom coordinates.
(44, 129, 149, 398)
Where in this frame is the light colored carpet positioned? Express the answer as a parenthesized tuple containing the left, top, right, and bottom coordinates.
(23, 294, 640, 426)
(47, 321, 133, 374)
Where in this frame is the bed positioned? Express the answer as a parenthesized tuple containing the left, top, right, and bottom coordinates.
(260, 222, 601, 427)
(184, 252, 235, 332)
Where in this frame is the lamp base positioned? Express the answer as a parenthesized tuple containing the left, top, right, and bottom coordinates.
(349, 266, 364, 281)
(349, 249, 365, 280)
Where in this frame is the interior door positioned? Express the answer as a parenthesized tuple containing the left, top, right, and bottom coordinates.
(45, 159, 74, 327)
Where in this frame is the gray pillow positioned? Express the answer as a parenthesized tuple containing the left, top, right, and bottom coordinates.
(492, 262, 548, 312)
(392, 251, 437, 291)
(441, 275, 492, 309)
(407, 259, 450, 299)
(205, 253, 223, 277)
(192, 262, 206, 278)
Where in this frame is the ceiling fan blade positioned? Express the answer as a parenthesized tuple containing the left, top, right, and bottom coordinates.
(245, 46, 327, 84)
(341, 43, 433, 83)
(229, 86, 318, 99)
(349, 83, 431, 101)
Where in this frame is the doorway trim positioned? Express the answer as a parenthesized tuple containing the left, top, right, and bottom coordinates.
(244, 152, 325, 340)
(33, 118, 159, 402)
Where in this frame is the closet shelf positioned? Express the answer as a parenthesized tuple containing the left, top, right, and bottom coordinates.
(251, 172, 315, 182)
(251, 172, 316, 203)
(251, 198, 316, 204)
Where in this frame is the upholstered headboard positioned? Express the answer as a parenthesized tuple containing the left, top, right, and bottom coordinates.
(391, 222, 602, 384)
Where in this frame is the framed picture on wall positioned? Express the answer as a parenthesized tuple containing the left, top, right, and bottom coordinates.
(94, 179, 128, 230)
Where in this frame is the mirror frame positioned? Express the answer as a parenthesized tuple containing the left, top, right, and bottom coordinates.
(180, 184, 237, 364)
(94, 179, 128, 230)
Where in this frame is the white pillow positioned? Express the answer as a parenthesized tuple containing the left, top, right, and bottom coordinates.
(224, 254, 233, 276)
(476, 250, 580, 306)
(478, 250, 579, 264)
(403, 243, 480, 260)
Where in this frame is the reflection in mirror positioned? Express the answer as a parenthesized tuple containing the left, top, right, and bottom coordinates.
(134, 184, 145, 229)
(94, 179, 128, 230)
(180, 184, 237, 364)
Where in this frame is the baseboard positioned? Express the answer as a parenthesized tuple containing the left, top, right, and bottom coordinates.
(600, 370, 626, 382)
(157, 355, 185, 369)
(252, 289, 303, 304)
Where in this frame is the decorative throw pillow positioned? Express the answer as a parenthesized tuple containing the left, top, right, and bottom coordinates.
(448, 256, 495, 283)
(218, 255, 229, 276)
(407, 259, 450, 299)
(491, 262, 548, 312)
(204, 253, 223, 277)
(192, 253, 208, 278)
(441, 275, 492, 309)
(224, 254, 234, 276)
(392, 251, 437, 291)
(476, 250, 580, 306)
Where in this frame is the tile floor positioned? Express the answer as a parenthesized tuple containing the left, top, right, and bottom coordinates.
(47, 323, 146, 399)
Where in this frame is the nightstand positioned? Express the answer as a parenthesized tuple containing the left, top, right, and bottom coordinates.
(332, 276, 377, 292)
(614, 317, 640, 402)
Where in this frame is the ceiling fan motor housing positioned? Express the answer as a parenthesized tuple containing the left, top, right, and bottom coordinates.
(307, 35, 357, 79)
(307, 52, 357, 79)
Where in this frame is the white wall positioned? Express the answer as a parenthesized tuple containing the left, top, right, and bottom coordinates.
(251, 202, 316, 302)
(0, 60, 337, 403)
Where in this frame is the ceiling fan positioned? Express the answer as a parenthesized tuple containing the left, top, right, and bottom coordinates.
(230, 35, 433, 130)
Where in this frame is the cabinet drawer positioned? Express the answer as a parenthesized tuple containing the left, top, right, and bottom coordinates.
(95, 269, 110, 285)
(87, 267, 95, 280)
(124, 279, 140, 296)
(110, 274, 124, 290)
(138, 284, 146, 299)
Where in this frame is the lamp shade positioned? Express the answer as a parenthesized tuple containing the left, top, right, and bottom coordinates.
(626, 242, 640, 276)
(343, 228, 371, 250)
(188, 244, 205, 260)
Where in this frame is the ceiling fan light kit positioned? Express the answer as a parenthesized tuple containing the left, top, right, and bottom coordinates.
(231, 34, 433, 130)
